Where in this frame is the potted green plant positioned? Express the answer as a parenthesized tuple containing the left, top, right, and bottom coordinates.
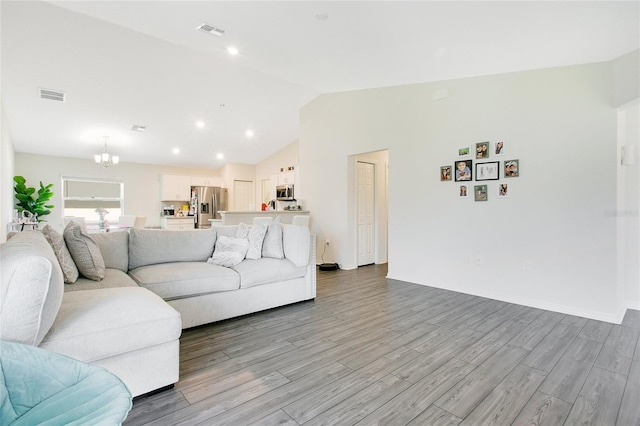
(13, 176, 54, 222)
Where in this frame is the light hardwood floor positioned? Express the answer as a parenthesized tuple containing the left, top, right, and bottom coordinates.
(125, 264, 640, 426)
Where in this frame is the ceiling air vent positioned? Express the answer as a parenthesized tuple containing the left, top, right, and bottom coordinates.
(196, 23, 226, 36)
(131, 125, 147, 132)
(39, 88, 66, 102)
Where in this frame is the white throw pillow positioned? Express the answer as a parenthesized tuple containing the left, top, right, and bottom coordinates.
(262, 216, 284, 259)
(208, 236, 249, 267)
(246, 222, 268, 260)
(236, 222, 249, 239)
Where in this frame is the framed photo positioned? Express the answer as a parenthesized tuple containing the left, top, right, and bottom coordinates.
(458, 147, 470, 156)
(454, 160, 473, 182)
(476, 161, 499, 181)
(476, 141, 489, 159)
(440, 165, 452, 181)
(504, 159, 519, 177)
(494, 141, 505, 156)
(459, 185, 469, 198)
(498, 183, 509, 198)
(474, 185, 488, 202)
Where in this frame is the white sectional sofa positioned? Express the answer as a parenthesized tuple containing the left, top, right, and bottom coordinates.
(0, 224, 316, 397)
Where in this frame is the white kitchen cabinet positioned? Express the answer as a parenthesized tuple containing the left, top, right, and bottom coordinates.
(278, 171, 294, 185)
(161, 217, 194, 230)
(191, 176, 224, 187)
(161, 175, 191, 201)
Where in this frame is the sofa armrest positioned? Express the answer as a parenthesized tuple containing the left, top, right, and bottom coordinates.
(282, 224, 311, 268)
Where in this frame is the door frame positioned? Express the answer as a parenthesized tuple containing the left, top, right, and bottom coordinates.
(347, 149, 389, 269)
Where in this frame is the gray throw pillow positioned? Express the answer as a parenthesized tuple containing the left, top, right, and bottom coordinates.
(262, 216, 284, 259)
(63, 222, 106, 281)
(42, 224, 79, 283)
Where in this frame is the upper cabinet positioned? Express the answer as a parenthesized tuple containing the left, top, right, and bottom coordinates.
(191, 176, 224, 187)
(160, 175, 191, 201)
(278, 171, 295, 185)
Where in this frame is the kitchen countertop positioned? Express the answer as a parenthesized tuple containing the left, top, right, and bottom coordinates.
(216, 210, 309, 226)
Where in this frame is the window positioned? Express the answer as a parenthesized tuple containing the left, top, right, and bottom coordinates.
(62, 177, 123, 224)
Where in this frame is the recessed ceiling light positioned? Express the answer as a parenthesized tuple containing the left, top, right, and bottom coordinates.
(131, 124, 147, 132)
(227, 46, 239, 56)
(216, 153, 224, 160)
(172, 148, 180, 154)
(245, 129, 254, 138)
(196, 121, 205, 128)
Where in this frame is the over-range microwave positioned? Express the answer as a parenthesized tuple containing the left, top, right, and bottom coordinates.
(276, 184, 294, 201)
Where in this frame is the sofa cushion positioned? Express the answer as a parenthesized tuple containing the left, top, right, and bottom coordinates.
(129, 262, 239, 300)
(231, 258, 307, 289)
(39, 287, 181, 363)
(0, 231, 64, 346)
(63, 222, 105, 281)
(41, 224, 79, 284)
(282, 224, 311, 267)
(91, 231, 129, 273)
(262, 216, 284, 259)
(64, 269, 138, 292)
(208, 236, 249, 267)
(128, 228, 216, 270)
(236, 222, 249, 239)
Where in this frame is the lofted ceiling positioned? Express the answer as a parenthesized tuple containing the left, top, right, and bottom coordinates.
(1, 1, 638, 169)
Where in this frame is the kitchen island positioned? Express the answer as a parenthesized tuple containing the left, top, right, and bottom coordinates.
(216, 210, 309, 226)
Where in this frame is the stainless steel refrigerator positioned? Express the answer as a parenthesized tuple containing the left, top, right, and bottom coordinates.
(192, 186, 228, 229)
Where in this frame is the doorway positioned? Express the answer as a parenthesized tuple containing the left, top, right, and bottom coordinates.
(349, 149, 389, 269)
(233, 180, 254, 211)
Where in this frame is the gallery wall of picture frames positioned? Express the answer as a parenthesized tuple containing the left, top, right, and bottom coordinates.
(440, 141, 519, 202)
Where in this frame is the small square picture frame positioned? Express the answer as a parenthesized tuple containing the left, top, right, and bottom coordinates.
(474, 184, 488, 202)
(504, 159, 519, 177)
(476, 141, 490, 159)
(440, 165, 452, 181)
(497, 183, 510, 198)
(458, 147, 470, 157)
(459, 185, 469, 198)
(494, 141, 505, 156)
(454, 159, 473, 182)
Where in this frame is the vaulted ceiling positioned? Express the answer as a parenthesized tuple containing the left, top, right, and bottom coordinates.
(2, 1, 638, 168)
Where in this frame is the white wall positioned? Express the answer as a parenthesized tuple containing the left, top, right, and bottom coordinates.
(300, 60, 626, 322)
(1, 104, 16, 242)
(14, 153, 222, 232)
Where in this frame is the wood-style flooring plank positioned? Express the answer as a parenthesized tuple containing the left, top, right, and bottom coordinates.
(434, 345, 529, 418)
(459, 364, 546, 426)
(564, 366, 627, 426)
(617, 360, 640, 426)
(511, 391, 572, 426)
(593, 325, 639, 375)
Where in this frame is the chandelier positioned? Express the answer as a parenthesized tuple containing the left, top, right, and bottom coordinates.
(94, 136, 119, 167)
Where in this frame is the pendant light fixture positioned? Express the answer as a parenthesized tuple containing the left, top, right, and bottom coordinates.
(94, 136, 119, 167)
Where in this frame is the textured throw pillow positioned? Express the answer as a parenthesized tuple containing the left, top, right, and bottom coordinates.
(236, 222, 249, 239)
(208, 236, 249, 267)
(63, 222, 106, 281)
(262, 216, 284, 259)
(246, 222, 268, 260)
(42, 224, 79, 284)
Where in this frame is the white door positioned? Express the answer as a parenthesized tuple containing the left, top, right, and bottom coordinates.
(357, 162, 375, 266)
(234, 180, 254, 211)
